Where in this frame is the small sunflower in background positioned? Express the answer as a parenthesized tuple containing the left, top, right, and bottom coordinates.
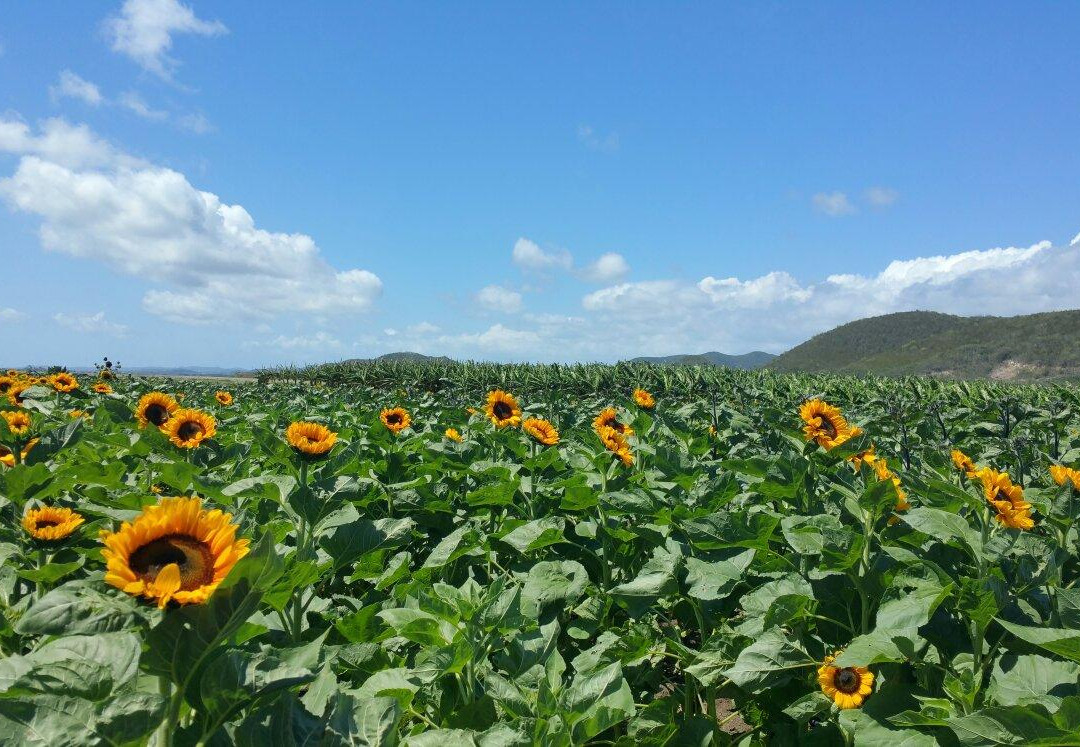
(599, 425, 634, 466)
(445, 427, 463, 443)
(100, 496, 249, 609)
(23, 506, 85, 541)
(523, 417, 559, 446)
(92, 382, 113, 395)
(163, 408, 216, 449)
(215, 391, 234, 406)
(799, 399, 861, 450)
(69, 409, 92, 420)
(50, 372, 79, 392)
(951, 449, 979, 479)
(633, 388, 655, 409)
(484, 390, 521, 428)
(980, 468, 1034, 530)
(818, 653, 874, 709)
(285, 421, 337, 458)
(136, 392, 179, 429)
(593, 407, 633, 438)
(466, 406, 478, 416)
(380, 407, 411, 434)
(1050, 464, 1080, 490)
(0, 375, 16, 396)
(2, 410, 32, 437)
(7, 380, 29, 406)
(0, 438, 39, 467)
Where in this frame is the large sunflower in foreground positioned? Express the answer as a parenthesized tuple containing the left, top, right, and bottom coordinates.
(0, 438, 39, 467)
(485, 390, 522, 428)
(215, 391, 234, 406)
(2, 410, 32, 437)
(380, 407, 411, 434)
(136, 392, 179, 429)
(50, 372, 79, 393)
(799, 399, 861, 450)
(101, 496, 249, 609)
(633, 388, 655, 409)
(285, 421, 337, 458)
(980, 468, 1035, 530)
(163, 408, 216, 449)
(523, 417, 559, 446)
(818, 653, 874, 709)
(593, 407, 634, 438)
(23, 506, 84, 541)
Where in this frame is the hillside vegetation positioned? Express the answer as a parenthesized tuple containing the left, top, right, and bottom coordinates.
(768, 309, 1080, 380)
(629, 351, 775, 369)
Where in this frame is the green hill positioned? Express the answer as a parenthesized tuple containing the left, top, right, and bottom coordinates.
(768, 310, 1080, 380)
(629, 351, 775, 369)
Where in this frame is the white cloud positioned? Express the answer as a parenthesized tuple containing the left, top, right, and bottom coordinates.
(577, 124, 620, 153)
(512, 237, 572, 272)
(383, 328, 398, 336)
(244, 331, 341, 351)
(118, 91, 168, 121)
(105, 0, 227, 79)
(578, 252, 630, 283)
(812, 191, 856, 217)
(0, 117, 142, 170)
(0, 307, 27, 322)
(53, 311, 128, 337)
(698, 271, 812, 308)
(476, 285, 523, 313)
(407, 321, 439, 335)
(0, 117, 382, 325)
(1071, 231, 1080, 247)
(439, 324, 541, 353)
(177, 112, 213, 134)
(865, 186, 899, 207)
(50, 71, 103, 106)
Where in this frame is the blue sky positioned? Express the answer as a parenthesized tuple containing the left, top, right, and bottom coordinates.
(2, 1, 1079, 368)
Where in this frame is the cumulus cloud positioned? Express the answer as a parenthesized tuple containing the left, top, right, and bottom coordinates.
(578, 252, 630, 283)
(864, 186, 899, 207)
(577, 124, 620, 153)
(0, 117, 382, 324)
(0, 117, 142, 169)
(53, 311, 128, 337)
(105, 0, 227, 79)
(697, 272, 812, 308)
(118, 91, 168, 121)
(812, 191, 856, 217)
(50, 71, 103, 106)
(439, 324, 541, 353)
(244, 331, 342, 351)
(0, 307, 27, 322)
(512, 237, 573, 273)
(476, 285, 523, 313)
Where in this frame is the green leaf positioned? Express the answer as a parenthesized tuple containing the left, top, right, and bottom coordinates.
(499, 517, 566, 554)
(987, 654, 1080, 708)
(998, 619, 1080, 663)
(718, 628, 814, 693)
(16, 580, 144, 636)
(561, 662, 635, 742)
(682, 510, 779, 551)
(832, 627, 922, 667)
(324, 693, 402, 746)
(520, 561, 589, 619)
(945, 697, 1080, 745)
(322, 517, 416, 570)
(683, 549, 754, 601)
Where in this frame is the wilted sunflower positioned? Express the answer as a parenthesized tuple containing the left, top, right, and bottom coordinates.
(593, 407, 634, 438)
(485, 390, 522, 428)
(2, 410, 31, 437)
(523, 417, 559, 446)
(136, 392, 178, 429)
(445, 427, 463, 443)
(101, 496, 250, 609)
(92, 382, 112, 394)
(380, 407, 411, 434)
(50, 372, 78, 392)
(285, 421, 337, 458)
(599, 425, 634, 466)
(799, 399, 861, 450)
(980, 468, 1034, 530)
(1050, 465, 1080, 491)
(633, 388, 656, 409)
(818, 653, 874, 709)
(23, 506, 84, 541)
(951, 449, 979, 478)
(0, 438, 38, 467)
(163, 409, 216, 449)
(215, 391, 234, 406)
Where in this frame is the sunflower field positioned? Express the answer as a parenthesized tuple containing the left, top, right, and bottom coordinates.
(2, 363, 1080, 746)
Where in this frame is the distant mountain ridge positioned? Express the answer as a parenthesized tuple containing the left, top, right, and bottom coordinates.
(628, 351, 776, 369)
(767, 310, 1080, 380)
(343, 352, 455, 364)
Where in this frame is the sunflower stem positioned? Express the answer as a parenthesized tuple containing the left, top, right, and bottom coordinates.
(156, 675, 179, 747)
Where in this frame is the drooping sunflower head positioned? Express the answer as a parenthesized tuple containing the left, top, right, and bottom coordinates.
(818, 653, 874, 709)
(285, 421, 337, 458)
(23, 506, 85, 541)
(2, 410, 32, 437)
(380, 407, 411, 434)
(484, 390, 521, 428)
(872, 458, 910, 519)
(100, 496, 250, 609)
(598, 425, 634, 466)
(0, 438, 39, 468)
(593, 407, 633, 437)
(951, 449, 979, 477)
(163, 408, 216, 449)
(50, 372, 79, 392)
(979, 468, 1035, 530)
(136, 392, 179, 429)
(92, 382, 113, 394)
(445, 427, 463, 443)
(523, 417, 559, 446)
(633, 388, 655, 409)
(215, 391, 234, 406)
(799, 399, 860, 449)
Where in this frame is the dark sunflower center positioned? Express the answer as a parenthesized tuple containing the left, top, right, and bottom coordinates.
(819, 417, 838, 439)
(129, 534, 214, 590)
(177, 421, 203, 441)
(0, 383, 9, 393)
(35, 519, 61, 528)
(386, 413, 402, 425)
(493, 402, 512, 419)
(146, 404, 169, 426)
(834, 668, 859, 693)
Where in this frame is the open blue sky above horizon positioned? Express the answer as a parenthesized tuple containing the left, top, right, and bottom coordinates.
(2, 1, 1079, 368)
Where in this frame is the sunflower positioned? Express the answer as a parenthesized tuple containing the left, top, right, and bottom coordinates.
(951, 449, 979, 478)
(0, 438, 38, 467)
(593, 407, 634, 438)
(818, 653, 874, 709)
(523, 417, 559, 446)
(484, 390, 522, 428)
(708, 424, 717, 437)
(633, 388, 656, 409)
(848, 445, 876, 470)
(1050, 465, 1080, 490)
(872, 458, 910, 519)
(445, 427, 463, 443)
(92, 382, 112, 394)
(2, 410, 31, 437)
(100, 496, 250, 609)
(466, 407, 478, 416)
(285, 421, 337, 458)
(380, 407, 411, 434)
(0, 375, 16, 395)
(23, 506, 84, 541)
(163, 409, 216, 449)
(69, 409, 91, 419)
(136, 392, 178, 429)
(599, 425, 634, 466)
(215, 391, 234, 406)
(980, 468, 1035, 530)
(7, 381, 29, 406)
(799, 399, 861, 450)
(50, 372, 79, 392)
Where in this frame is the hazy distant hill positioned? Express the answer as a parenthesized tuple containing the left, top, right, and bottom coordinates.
(767, 310, 1080, 380)
(629, 351, 776, 369)
(343, 352, 455, 364)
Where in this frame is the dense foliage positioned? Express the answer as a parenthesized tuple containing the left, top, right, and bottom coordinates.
(2, 364, 1080, 745)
